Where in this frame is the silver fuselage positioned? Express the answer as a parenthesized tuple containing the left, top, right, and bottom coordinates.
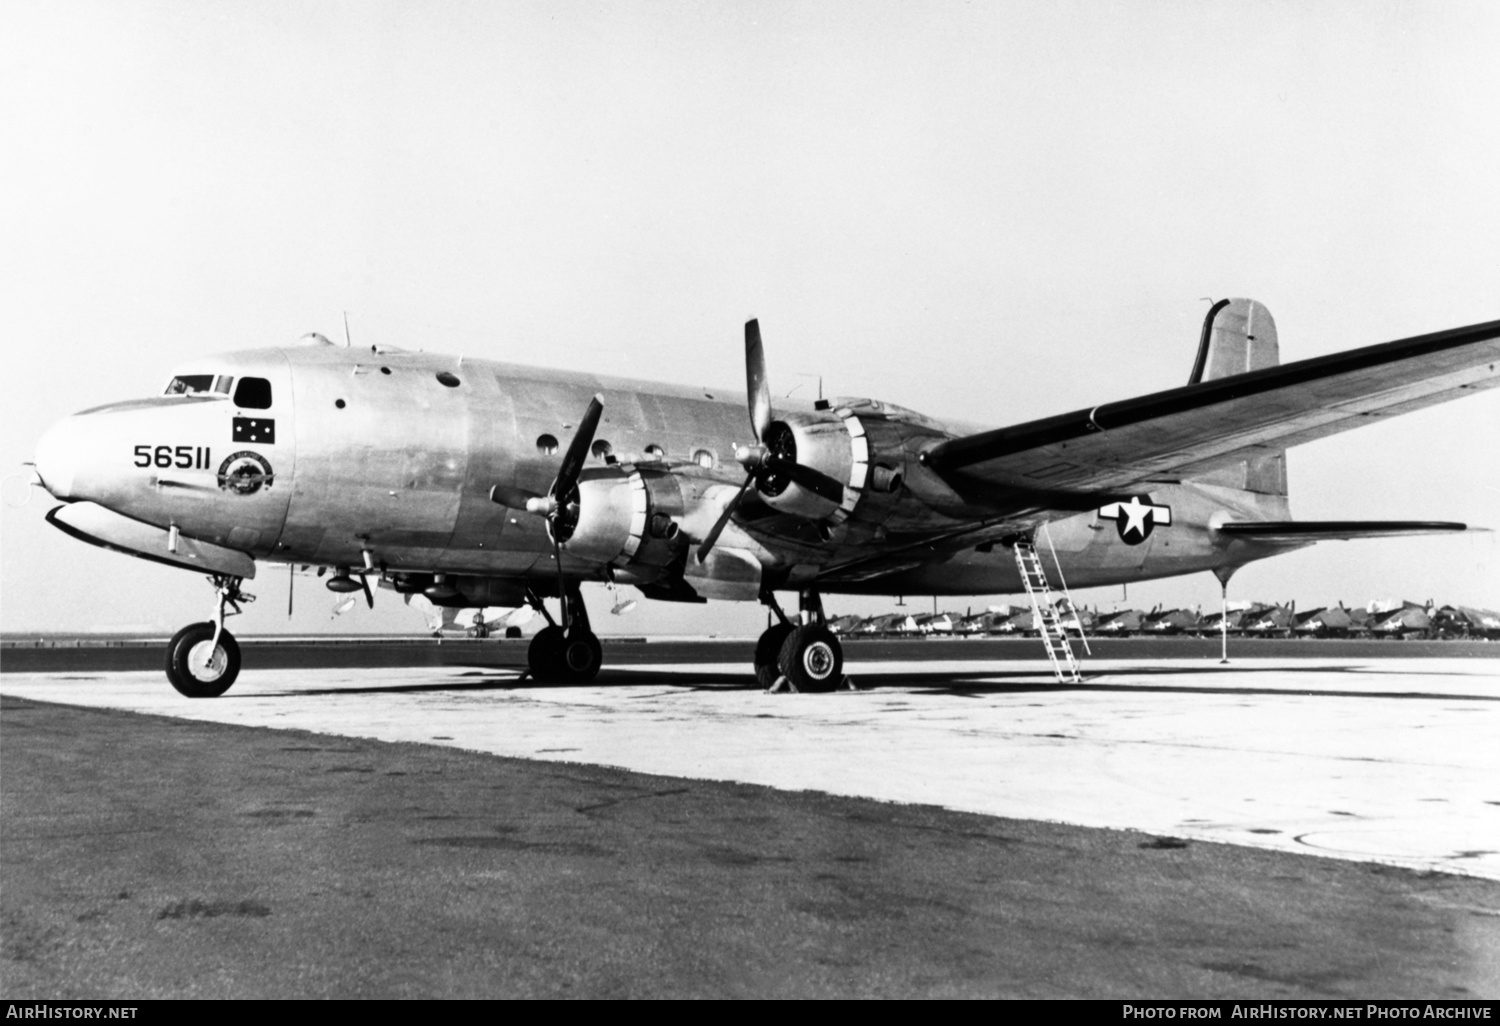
(34, 343, 1294, 597)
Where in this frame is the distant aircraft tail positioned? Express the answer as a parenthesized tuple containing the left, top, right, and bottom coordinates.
(1185, 298, 1287, 498)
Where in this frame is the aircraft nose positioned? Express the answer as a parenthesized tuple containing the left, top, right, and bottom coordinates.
(33, 414, 85, 500)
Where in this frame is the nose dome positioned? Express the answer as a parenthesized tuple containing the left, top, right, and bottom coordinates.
(34, 415, 83, 500)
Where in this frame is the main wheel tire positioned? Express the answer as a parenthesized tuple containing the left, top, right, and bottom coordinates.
(754, 623, 794, 689)
(556, 629, 603, 683)
(777, 624, 843, 693)
(164, 622, 241, 698)
(528, 625, 565, 682)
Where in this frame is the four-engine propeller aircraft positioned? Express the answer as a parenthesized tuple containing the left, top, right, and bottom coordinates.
(29, 299, 1500, 696)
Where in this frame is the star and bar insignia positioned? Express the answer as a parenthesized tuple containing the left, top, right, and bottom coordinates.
(232, 417, 275, 444)
(1097, 496, 1172, 545)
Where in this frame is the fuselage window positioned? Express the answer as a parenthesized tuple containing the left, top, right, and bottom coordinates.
(693, 449, 715, 469)
(234, 377, 273, 409)
(644, 444, 665, 460)
(537, 434, 559, 456)
(591, 440, 612, 460)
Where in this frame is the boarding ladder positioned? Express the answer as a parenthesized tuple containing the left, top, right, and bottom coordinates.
(1014, 539, 1082, 683)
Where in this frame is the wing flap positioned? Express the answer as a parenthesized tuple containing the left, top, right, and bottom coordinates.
(921, 318, 1500, 493)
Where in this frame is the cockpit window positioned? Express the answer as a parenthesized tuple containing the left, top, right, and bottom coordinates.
(233, 377, 273, 409)
(164, 374, 233, 397)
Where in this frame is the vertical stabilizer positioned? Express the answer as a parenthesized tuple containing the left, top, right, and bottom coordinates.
(1188, 298, 1287, 496)
(1190, 297, 1280, 382)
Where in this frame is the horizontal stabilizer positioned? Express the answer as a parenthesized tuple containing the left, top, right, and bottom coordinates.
(1216, 520, 1475, 543)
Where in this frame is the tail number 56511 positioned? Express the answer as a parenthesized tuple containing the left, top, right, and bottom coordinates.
(134, 445, 211, 470)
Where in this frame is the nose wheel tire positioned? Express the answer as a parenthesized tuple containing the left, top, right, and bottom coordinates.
(527, 625, 602, 683)
(754, 623, 794, 689)
(165, 622, 241, 698)
(777, 624, 843, 693)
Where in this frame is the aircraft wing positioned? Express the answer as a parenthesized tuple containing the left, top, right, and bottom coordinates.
(920, 318, 1500, 496)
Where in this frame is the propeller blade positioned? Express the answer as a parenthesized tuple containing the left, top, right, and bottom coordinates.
(696, 473, 756, 563)
(745, 319, 772, 442)
(288, 561, 294, 619)
(490, 484, 543, 509)
(769, 454, 845, 504)
(555, 394, 604, 499)
(359, 573, 374, 610)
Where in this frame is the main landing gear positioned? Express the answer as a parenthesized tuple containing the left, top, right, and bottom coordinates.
(754, 589, 852, 693)
(165, 574, 251, 698)
(524, 584, 603, 684)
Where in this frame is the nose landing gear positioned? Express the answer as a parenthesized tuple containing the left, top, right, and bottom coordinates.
(165, 574, 251, 697)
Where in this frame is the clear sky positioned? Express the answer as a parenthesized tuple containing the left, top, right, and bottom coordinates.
(2, 0, 1497, 637)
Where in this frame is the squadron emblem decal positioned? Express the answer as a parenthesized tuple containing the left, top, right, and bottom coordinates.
(217, 451, 275, 496)
(1097, 496, 1171, 545)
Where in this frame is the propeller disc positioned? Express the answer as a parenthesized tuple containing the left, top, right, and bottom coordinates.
(697, 320, 845, 562)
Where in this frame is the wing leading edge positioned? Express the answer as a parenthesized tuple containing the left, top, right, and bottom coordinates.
(919, 317, 1500, 496)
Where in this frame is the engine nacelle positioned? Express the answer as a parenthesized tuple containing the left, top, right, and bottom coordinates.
(757, 409, 879, 524)
(561, 464, 682, 572)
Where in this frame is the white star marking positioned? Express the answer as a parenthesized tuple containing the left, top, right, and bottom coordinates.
(1119, 496, 1152, 539)
(1098, 496, 1171, 540)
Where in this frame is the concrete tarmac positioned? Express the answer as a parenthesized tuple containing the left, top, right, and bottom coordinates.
(3, 653, 1497, 880)
(8, 695, 1499, 998)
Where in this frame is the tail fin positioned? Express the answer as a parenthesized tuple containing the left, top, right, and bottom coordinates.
(1187, 298, 1287, 496)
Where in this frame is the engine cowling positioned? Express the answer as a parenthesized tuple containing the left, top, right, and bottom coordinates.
(756, 409, 874, 524)
(560, 464, 682, 572)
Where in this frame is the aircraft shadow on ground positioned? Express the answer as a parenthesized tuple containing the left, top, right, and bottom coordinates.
(544, 663, 1500, 707)
(270, 667, 758, 697)
(265, 663, 1500, 703)
(908, 680, 1500, 702)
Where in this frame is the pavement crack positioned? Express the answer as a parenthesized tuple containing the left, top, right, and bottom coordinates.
(156, 899, 271, 920)
(575, 787, 692, 813)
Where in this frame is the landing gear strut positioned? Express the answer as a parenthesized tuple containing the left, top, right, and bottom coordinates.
(525, 584, 602, 684)
(165, 574, 251, 698)
(757, 588, 850, 693)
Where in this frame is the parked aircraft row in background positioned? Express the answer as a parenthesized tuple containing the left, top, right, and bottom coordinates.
(830, 600, 1500, 640)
